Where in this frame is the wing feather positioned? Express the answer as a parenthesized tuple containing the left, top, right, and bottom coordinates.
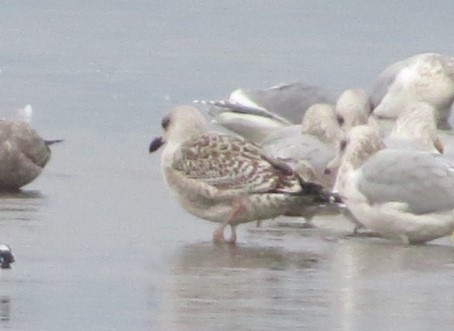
(172, 133, 301, 194)
(358, 150, 454, 214)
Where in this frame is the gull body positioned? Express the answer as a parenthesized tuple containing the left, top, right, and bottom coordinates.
(384, 102, 443, 153)
(0, 120, 57, 190)
(261, 103, 343, 189)
(334, 125, 454, 244)
(149, 106, 331, 243)
(202, 82, 336, 144)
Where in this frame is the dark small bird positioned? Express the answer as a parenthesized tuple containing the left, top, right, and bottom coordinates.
(0, 245, 14, 269)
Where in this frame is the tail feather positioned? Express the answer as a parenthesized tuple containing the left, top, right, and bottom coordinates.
(45, 139, 64, 146)
(294, 175, 342, 204)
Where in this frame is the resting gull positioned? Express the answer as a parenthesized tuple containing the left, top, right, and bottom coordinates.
(261, 103, 343, 189)
(0, 119, 61, 190)
(384, 102, 443, 153)
(149, 105, 333, 243)
(333, 125, 454, 244)
(372, 53, 454, 129)
(336, 89, 373, 130)
(198, 81, 336, 144)
(260, 89, 376, 188)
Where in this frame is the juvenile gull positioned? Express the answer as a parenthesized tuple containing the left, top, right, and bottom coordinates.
(333, 125, 454, 244)
(0, 120, 61, 190)
(372, 53, 454, 129)
(199, 81, 336, 144)
(149, 106, 332, 243)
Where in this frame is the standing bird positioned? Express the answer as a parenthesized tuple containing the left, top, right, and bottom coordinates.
(0, 120, 61, 190)
(149, 106, 332, 243)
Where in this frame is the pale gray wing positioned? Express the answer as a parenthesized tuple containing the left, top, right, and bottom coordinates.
(441, 131, 454, 160)
(358, 149, 454, 214)
(262, 127, 336, 173)
(241, 82, 337, 123)
(370, 57, 412, 108)
(207, 81, 336, 124)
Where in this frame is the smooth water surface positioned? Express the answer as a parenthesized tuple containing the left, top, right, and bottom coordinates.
(1, 1, 454, 330)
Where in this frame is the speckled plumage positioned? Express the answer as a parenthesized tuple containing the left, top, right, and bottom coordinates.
(174, 133, 302, 194)
(150, 106, 329, 243)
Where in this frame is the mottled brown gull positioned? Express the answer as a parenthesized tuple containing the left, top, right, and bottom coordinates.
(333, 125, 454, 244)
(149, 105, 332, 243)
(0, 120, 60, 190)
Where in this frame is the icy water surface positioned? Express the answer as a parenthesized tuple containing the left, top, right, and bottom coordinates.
(1, 1, 454, 330)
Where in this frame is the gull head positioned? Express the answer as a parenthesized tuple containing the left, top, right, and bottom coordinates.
(0, 245, 14, 269)
(336, 89, 372, 131)
(328, 125, 384, 192)
(149, 105, 208, 153)
(338, 125, 384, 170)
(301, 103, 343, 144)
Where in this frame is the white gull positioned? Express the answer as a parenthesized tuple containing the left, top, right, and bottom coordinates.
(384, 102, 443, 153)
(261, 103, 343, 189)
(197, 81, 336, 144)
(333, 125, 454, 244)
(336, 89, 374, 131)
(372, 53, 454, 129)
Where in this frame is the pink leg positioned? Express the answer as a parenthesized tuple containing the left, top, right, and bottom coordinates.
(213, 223, 227, 243)
(227, 224, 237, 244)
(212, 199, 244, 244)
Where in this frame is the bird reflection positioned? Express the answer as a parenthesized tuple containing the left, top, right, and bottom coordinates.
(157, 243, 320, 330)
(0, 296, 10, 322)
(156, 237, 454, 330)
(0, 189, 44, 222)
(330, 240, 454, 330)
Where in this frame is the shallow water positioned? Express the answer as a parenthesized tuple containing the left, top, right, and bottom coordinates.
(1, 1, 454, 330)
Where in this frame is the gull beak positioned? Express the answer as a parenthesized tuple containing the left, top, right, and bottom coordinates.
(324, 153, 341, 175)
(149, 136, 165, 153)
(434, 137, 444, 154)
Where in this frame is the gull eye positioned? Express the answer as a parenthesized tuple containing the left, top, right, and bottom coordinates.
(340, 139, 347, 152)
(161, 116, 170, 130)
(368, 100, 374, 114)
(336, 114, 345, 126)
